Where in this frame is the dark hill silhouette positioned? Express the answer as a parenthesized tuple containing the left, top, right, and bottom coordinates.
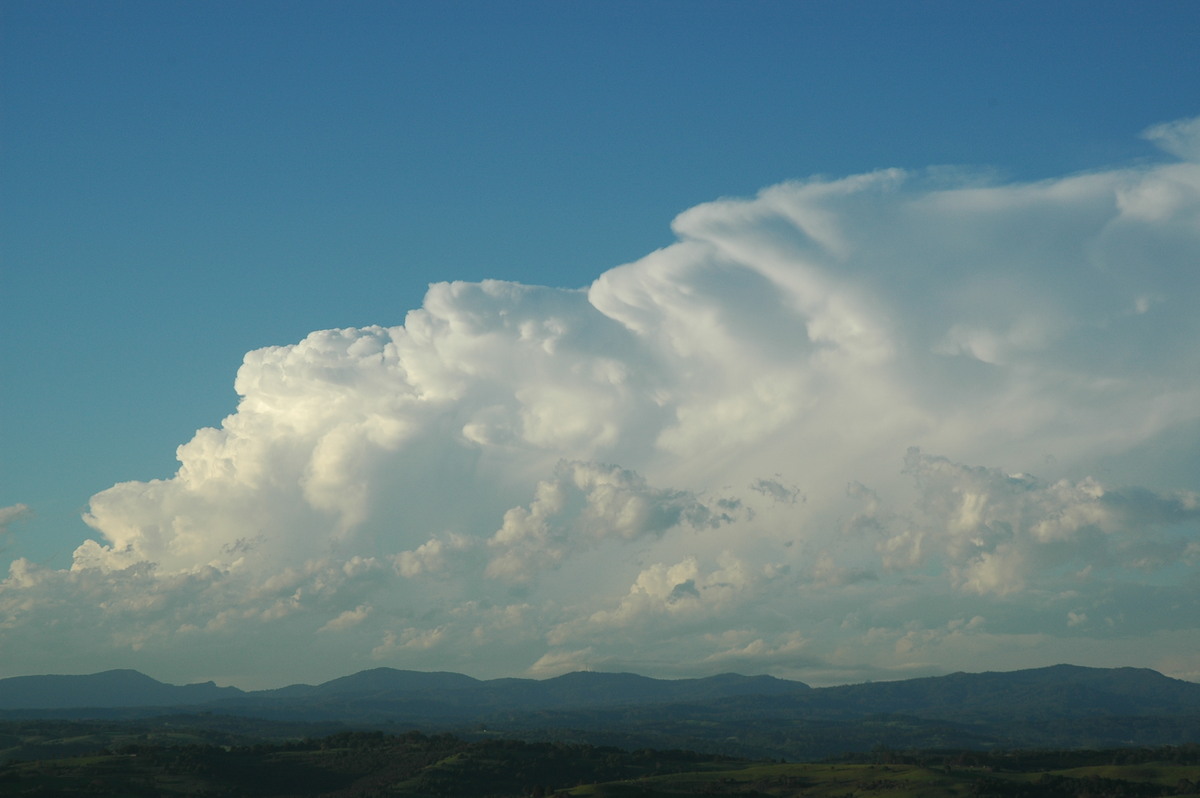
(256, 668, 483, 700)
(223, 669, 808, 720)
(2, 663, 1197, 754)
(2, 657, 1200, 729)
(471, 671, 805, 709)
(797, 664, 1200, 721)
(0, 667, 808, 713)
(0, 669, 243, 709)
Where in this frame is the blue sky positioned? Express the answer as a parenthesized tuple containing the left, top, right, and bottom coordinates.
(2, 1, 1199, 688)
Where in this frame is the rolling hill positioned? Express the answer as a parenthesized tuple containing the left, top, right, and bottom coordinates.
(2, 664, 1197, 758)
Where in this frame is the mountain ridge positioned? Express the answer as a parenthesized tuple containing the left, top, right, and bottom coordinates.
(3, 664, 1198, 755)
(0, 668, 243, 710)
(0, 666, 810, 711)
(2, 662, 1197, 718)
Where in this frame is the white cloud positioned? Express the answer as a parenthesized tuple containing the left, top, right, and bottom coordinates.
(485, 460, 734, 582)
(0, 504, 31, 557)
(318, 604, 372, 633)
(2, 118, 1199, 687)
(527, 647, 598, 678)
(585, 553, 753, 627)
(701, 632, 810, 667)
(393, 534, 473, 578)
(0, 504, 31, 533)
(872, 449, 1200, 596)
(1143, 116, 1200, 161)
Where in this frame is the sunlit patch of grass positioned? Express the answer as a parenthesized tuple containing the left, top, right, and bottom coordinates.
(1050, 763, 1200, 786)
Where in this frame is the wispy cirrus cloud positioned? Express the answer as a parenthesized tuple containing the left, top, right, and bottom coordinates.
(0, 504, 30, 538)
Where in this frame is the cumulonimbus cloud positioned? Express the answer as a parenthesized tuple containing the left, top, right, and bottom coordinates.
(2, 119, 1199, 687)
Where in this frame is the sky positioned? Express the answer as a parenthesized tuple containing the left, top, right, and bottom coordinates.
(1, 1, 1199, 690)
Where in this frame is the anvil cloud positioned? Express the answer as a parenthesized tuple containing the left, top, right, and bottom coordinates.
(3, 120, 1199, 688)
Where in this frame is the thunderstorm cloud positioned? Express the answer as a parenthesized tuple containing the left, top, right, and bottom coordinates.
(3, 120, 1199, 688)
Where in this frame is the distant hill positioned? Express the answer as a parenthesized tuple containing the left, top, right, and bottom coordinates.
(228, 668, 808, 720)
(801, 663, 1200, 721)
(259, 668, 483, 700)
(0, 669, 243, 710)
(0, 667, 804, 713)
(1, 664, 1197, 758)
